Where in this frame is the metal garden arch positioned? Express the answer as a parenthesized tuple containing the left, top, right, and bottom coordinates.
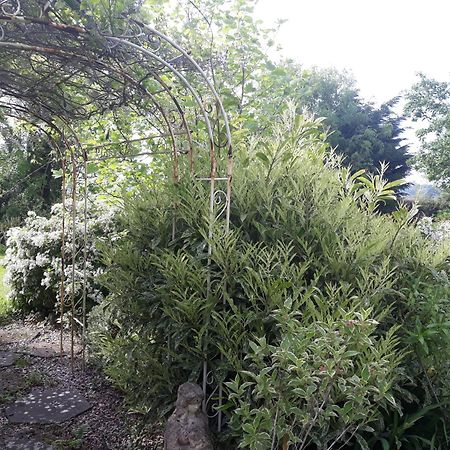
(0, 0, 232, 430)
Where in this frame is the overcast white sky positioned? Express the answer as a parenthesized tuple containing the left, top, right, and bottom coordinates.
(255, 0, 450, 104)
(255, 0, 450, 184)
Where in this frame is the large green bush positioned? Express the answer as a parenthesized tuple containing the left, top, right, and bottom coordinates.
(90, 109, 450, 449)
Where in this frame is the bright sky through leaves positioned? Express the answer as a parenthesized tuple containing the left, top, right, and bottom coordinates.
(256, 0, 450, 184)
(256, 0, 450, 104)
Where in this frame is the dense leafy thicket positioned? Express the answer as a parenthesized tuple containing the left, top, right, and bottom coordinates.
(5, 201, 117, 315)
(90, 111, 450, 449)
(0, 123, 61, 242)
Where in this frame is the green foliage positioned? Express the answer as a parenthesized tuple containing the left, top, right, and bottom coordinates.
(79, 0, 143, 32)
(53, 426, 87, 450)
(405, 73, 450, 188)
(368, 404, 446, 450)
(0, 250, 11, 318)
(0, 123, 61, 241)
(141, 2, 410, 180)
(90, 111, 450, 448)
(227, 311, 402, 449)
(282, 67, 409, 181)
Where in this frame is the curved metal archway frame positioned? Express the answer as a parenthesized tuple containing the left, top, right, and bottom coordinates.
(0, 0, 232, 430)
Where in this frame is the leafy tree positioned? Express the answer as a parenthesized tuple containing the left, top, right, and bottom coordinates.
(141, 2, 409, 180)
(405, 73, 450, 188)
(0, 121, 61, 240)
(298, 68, 409, 180)
(253, 65, 410, 180)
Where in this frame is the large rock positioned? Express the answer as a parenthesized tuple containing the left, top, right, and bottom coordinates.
(164, 382, 213, 450)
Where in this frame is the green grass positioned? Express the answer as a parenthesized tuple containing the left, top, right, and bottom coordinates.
(0, 250, 12, 317)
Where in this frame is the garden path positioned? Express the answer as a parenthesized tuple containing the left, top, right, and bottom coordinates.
(0, 319, 163, 449)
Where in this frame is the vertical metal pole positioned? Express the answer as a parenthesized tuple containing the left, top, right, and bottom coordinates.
(225, 147, 233, 233)
(217, 384, 223, 431)
(82, 149, 88, 370)
(207, 140, 217, 290)
(70, 149, 77, 373)
(169, 115, 179, 242)
(202, 360, 208, 413)
(203, 140, 216, 415)
(217, 147, 233, 432)
(60, 153, 66, 356)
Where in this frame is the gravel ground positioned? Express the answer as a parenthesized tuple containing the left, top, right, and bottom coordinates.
(0, 317, 164, 449)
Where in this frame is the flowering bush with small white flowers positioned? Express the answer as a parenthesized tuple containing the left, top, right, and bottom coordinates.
(5, 200, 118, 315)
(418, 216, 450, 243)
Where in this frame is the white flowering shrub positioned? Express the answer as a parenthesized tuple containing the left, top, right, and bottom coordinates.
(5, 201, 118, 315)
(418, 216, 450, 242)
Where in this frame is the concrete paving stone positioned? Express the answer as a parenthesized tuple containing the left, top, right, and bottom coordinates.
(19, 343, 64, 358)
(5, 388, 92, 424)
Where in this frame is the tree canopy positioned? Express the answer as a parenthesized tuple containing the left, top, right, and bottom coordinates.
(405, 73, 450, 188)
(151, 2, 411, 181)
(287, 67, 409, 180)
(0, 0, 410, 228)
(0, 125, 60, 240)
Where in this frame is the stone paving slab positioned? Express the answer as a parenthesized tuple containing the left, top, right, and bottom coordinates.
(18, 342, 83, 358)
(5, 388, 92, 424)
(0, 351, 17, 367)
(18, 343, 65, 358)
(0, 329, 39, 345)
